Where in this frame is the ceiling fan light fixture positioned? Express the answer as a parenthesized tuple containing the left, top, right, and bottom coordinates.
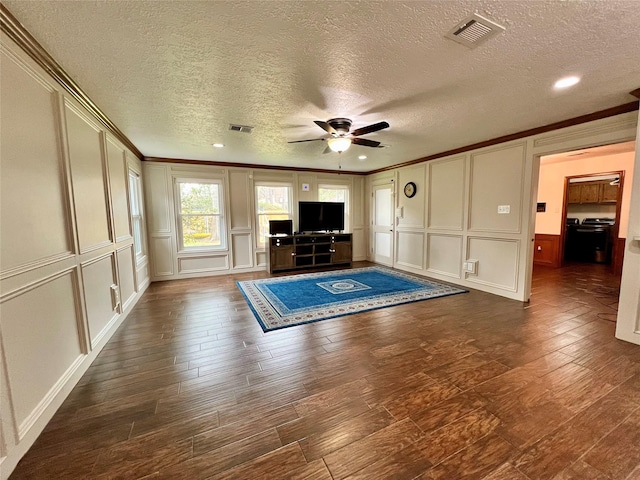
(328, 137, 351, 153)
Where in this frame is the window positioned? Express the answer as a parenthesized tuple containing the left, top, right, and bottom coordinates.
(176, 179, 226, 250)
(128, 170, 145, 259)
(318, 184, 350, 232)
(256, 183, 292, 248)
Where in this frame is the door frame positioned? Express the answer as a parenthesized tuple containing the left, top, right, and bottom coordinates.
(559, 170, 625, 268)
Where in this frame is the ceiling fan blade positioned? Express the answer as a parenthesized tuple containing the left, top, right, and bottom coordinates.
(288, 138, 324, 143)
(351, 121, 390, 137)
(322, 145, 332, 154)
(314, 120, 337, 135)
(352, 137, 381, 148)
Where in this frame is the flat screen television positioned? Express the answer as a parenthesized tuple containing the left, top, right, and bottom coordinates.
(269, 219, 293, 236)
(298, 202, 344, 232)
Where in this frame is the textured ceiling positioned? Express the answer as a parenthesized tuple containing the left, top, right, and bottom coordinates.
(4, 0, 640, 172)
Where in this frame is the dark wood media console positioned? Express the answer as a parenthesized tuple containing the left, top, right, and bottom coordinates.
(266, 233, 352, 273)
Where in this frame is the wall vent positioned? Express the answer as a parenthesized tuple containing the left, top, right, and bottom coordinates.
(229, 124, 254, 134)
(445, 13, 505, 49)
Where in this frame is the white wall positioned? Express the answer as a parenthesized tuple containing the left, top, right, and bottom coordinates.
(0, 33, 149, 478)
(143, 161, 367, 281)
(371, 112, 638, 302)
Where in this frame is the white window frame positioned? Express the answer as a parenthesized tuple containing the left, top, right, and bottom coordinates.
(128, 170, 146, 260)
(175, 177, 227, 252)
(318, 183, 350, 232)
(255, 182, 293, 249)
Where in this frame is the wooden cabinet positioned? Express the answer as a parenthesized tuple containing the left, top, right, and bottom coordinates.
(331, 240, 352, 264)
(599, 182, 619, 203)
(267, 234, 352, 273)
(568, 184, 581, 203)
(568, 180, 619, 204)
(580, 183, 600, 203)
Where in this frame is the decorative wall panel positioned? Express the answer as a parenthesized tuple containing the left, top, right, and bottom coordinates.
(229, 170, 251, 230)
(0, 49, 71, 273)
(398, 165, 426, 228)
(65, 103, 111, 251)
(396, 231, 424, 269)
(469, 144, 525, 233)
(428, 157, 465, 230)
(178, 255, 229, 273)
(467, 237, 519, 291)
(0, 271, 83, 435)
(106, 138, 131, 241)
(81, 254, 117, 346)
(144, 164, 172, 234)
(151, 237, 174, 276)
(427, 234, 462, 278)
(116, 246, 136, 309)
(232, 233, 253, 269)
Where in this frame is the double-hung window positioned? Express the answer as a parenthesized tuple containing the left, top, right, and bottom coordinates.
(128, 170, 145, 260)
(255, 183, 292, 248)
(318, 184, 350, 232)
(176, 179, 226, 250)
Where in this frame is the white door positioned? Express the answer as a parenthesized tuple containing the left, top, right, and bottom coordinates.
(372, 183, 394, 266)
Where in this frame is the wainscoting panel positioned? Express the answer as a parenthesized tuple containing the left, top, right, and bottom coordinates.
(533, 234, 561, 268)
(65, 101, 112, 252)
(396, 231, 425, 270)
(352, 227, 366, 261)
(469, 144, 525, 233)
(397, 165, 426, 229)
(0, 46, 72, 274)
(0, 270, 83, 436)
(426, 233, 463, 278)
(151, 236, 174, 277)
(467, 237, 519, 291)
(428, 156, 465, 230)
(255, 251, 267, 268)
(229, 170, 252, 230)
(116, 245, 136, 310)
(231, 233, 253, 269)
(144, 164, 172, 234)
(81, 254, 118, 347)
(178, 254, 229, 274)
(106, 137, 132, 242)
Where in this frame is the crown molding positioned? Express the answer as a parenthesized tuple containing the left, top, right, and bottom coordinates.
(144, 157, 368, 176)
(367, 101, 639, 174)
(0, 3, 143, 159)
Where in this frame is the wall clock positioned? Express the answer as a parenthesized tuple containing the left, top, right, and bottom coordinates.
(404, 182, 417, 198)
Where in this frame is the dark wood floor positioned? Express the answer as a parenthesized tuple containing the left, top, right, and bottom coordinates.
(11, 262, 640, 479)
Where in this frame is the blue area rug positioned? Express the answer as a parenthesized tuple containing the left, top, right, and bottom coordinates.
(237, 266, 467, 332)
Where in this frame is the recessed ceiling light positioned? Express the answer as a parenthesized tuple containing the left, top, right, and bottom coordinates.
(358, 155, 367, 160)
(212, 143, 224, 148)
(554, 76, 580, 90)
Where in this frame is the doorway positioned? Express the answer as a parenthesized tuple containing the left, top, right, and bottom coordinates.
(372, 182, 394, 266)
(533, 141, 636, 275)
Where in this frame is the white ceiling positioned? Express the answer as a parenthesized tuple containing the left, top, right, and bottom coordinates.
(5, 0, 640, 172)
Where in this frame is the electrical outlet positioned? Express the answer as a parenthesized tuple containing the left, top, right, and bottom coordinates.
(464, 260, 478, 274)
(497, 205, 510, 214)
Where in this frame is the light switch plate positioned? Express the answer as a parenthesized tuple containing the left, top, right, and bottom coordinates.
(497, 205, 510, 214)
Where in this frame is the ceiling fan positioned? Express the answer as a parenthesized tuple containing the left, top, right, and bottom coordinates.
(288, 118, 390, 154)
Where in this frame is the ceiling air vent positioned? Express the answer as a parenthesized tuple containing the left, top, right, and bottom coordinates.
(445, 13, 505, 49)
(229, 124, 254, 134)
